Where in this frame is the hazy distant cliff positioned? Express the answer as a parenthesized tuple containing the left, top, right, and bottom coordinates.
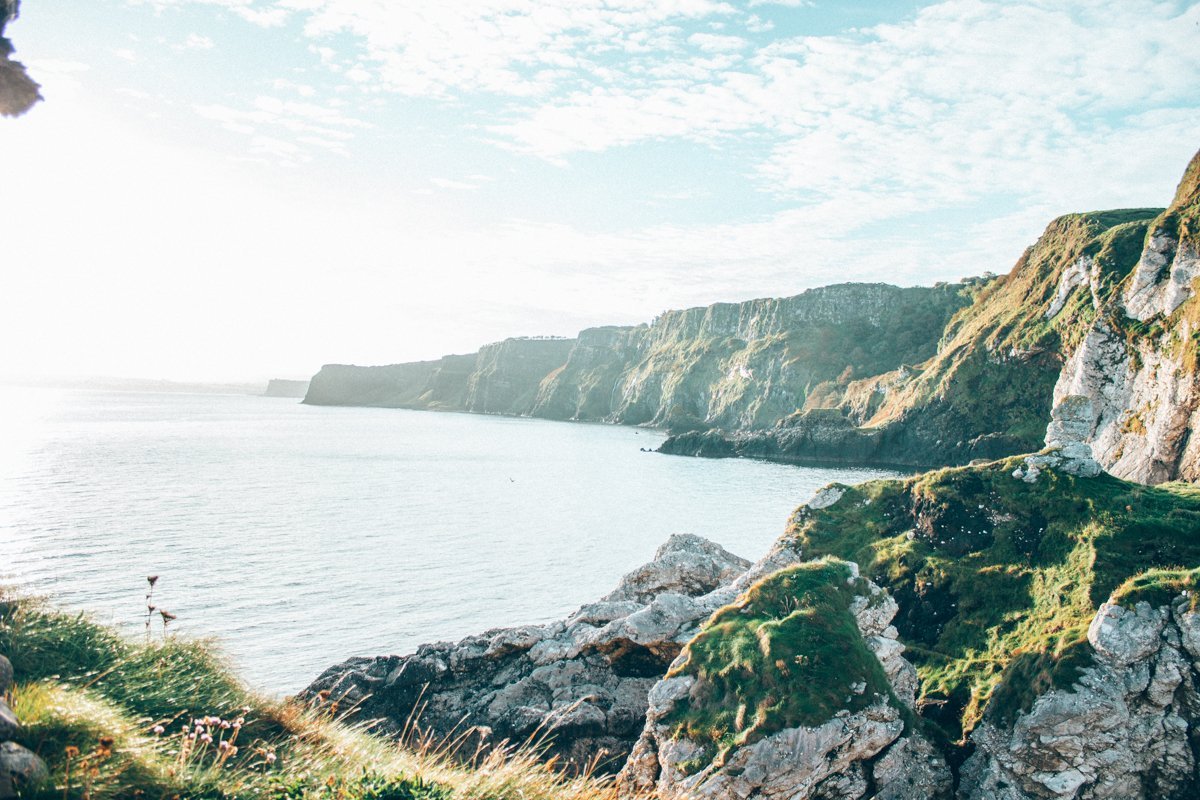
(304, 283, 972, 434)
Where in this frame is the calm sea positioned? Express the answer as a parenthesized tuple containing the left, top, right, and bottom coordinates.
(0, 387, 898, 693)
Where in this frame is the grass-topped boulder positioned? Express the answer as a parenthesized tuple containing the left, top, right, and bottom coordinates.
(661, 559, 897, 759)
(786, 457, 1200, 741)
(619, 559, 952, 800)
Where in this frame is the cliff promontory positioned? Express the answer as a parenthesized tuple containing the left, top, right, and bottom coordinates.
(305, 283, 974, 437)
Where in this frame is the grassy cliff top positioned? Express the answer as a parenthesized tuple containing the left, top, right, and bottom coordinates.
(661, 559, 898, 769)
(0, 596, 614, 800)
(787, 459, 1200, 739)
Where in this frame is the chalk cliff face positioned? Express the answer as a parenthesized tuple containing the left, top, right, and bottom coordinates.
(1047, 149, 1200, 484)
(305, 283, 971, 437)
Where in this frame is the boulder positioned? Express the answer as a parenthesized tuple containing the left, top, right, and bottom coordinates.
(0, 742, 48, 799)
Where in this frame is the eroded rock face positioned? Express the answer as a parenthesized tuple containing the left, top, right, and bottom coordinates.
(1046, 150, 1200, 485)
(618, 570, 951, 800)
(961, 596, 1200, 800)
(304, 534, 773, 770)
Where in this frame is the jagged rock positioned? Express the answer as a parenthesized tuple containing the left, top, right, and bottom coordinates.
(0, 655, 11, 696)
(0, 741, 48, 799)
(960, 595, 1200, 799)
(600, 535, 749, 604)
(304, 533, 786, 771)
(1015, 394, 1105, 480)
(617, 565, 951, 800)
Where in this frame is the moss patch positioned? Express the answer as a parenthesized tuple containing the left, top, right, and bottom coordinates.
(661, 559, 897, 768)
(788, 461, 1200, 740)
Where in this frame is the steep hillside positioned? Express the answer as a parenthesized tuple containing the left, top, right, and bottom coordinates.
(1052, 149, 1200, 483)
(663, 149, 1200, 479)
(662, 206, 1162, 467)
(305, 283, 973, 433)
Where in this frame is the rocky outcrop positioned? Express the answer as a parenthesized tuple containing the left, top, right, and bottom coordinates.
(303, 534, 793, 770)
(0, 1, 39, 118)
(618, 561, 951, 800)
(0, 653, 49, 799)
(961, 595, 1200, 800)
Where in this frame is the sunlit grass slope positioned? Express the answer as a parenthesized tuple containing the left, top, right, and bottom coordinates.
(0, 596, 616, 800)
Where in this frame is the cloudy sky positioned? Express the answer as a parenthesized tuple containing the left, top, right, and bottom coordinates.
(2, 0, 1198, 382)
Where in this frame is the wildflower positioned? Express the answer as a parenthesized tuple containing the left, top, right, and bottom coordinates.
(148, 576, 159, 587)
(219, 720, 231, 729)
(265, 752, 277, 764)
(160, 609, 177, 623)
(232, 717, 243, 729)
(65, 746, 80, 759)
(152, 725, 165, 735)
(219, 741, 231, 751)
(200, 733, 213, 744)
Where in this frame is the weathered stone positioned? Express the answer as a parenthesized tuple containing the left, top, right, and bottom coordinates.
(0, 655, 12, 696)
(305, 533, 758, 771)
(961, 593, 1200, 800)
(618, 572, 950, 799)
(0, 741, 48, 798)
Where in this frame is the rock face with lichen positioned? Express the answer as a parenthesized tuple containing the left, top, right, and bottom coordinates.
(1046, 150, 1200, 484)
(960, 595, 1200, 799)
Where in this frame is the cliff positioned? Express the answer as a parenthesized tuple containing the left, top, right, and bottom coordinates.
(661, 154, 1200, 475)
(305, 353, 477, 409)
(263, 378, 310, 398)
(305, 283, 973, 436)
(1048, 148, 1200, 483)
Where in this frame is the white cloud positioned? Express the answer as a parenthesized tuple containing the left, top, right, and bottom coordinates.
(192, 95, 370, 162)
(178, 33, 215, 50)
(687, 32, 749, 52)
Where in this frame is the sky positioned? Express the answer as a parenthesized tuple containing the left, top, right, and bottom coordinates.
(1, 0, 1198, 382)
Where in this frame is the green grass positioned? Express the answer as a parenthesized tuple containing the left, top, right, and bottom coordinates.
(661, 559, 899, 769)
(0, 595, 617, 800)
(787, 460, 1200, 740)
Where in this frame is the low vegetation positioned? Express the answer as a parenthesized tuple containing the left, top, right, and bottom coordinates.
(0, 595, 616, 800)
(787, 459, 1200, 740)
(661, 559, 898, 768)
